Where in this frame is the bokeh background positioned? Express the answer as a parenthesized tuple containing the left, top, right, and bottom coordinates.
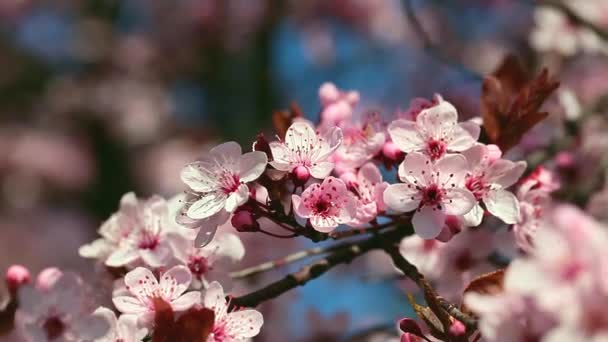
(2, 0, 607, 340)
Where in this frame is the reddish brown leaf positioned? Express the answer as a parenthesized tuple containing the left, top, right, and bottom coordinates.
(481, 55, 559, 152)
(253, 133, 273, 161)
(152, 298, 175, 342)
(272, 102, 303, 138)
(460, 269, 506, 315)
(172, 307, 215, 342)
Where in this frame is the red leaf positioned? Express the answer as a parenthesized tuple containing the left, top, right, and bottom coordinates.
(152, 298, 175, 342)
(172, 307, 215, 342)
(272, 102, 303, 138)
(460, 269, 506, 315)
(481, 55, 559, 152)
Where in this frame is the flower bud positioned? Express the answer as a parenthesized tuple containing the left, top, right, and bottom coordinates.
(231, 209, 259, 232)
(36, 267, 63, 291)
(292, 165, 310, 186)
(5, 265, 31, 293)
(555, 151, 575, 169)
(435, 215, 462, 242)
(449, 320, 466, 336)
(382, 141, 405, 164)
(486, 144, 502, 163)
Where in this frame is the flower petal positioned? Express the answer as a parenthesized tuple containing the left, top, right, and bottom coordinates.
(239, 151, 268, 183)
(463, 202, 484, 226)
(398, 152, 433, 186)
(160, 265, 192, 299)
(106, 248, 139, 268)
(210, 141, 242, 159)
(204, 281, 227, 315)
(291, 194, 311, 219)
(225, 184, 249, 212)
(489, 160, 527, 188)
(436, 154, 469, 186)
(383, 183, 421, 213)
(443, 188, 476, 216)
(170, 291, 201, 312)
(416, 101, 458, 138)
(180, 164, 218, 193)
(186, 192, 227, 219)
(448, 126, 477, 152)
(124, 267, 158, 300)
(225, 310, 264, 338)
(485, 189, 520, 224)
(113, 296, 147, 315)
(309, 161, 334, 179)
(412, 206, 446, 239)
(388, 119, 424, 153)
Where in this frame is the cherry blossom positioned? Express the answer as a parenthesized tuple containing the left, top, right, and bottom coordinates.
(15, 272, 109, 342)
(93, 307, 148, 342)
(81, 193, 186, 269)
(387, 96, 479, 161)
(397, 96, 437, 121)
(384, 152, 476, 239)
(340, 163, 388, 226)
(269, 121, 342, 181)
(179, 141, 268, 246)
(318, 82, 359, 126)
(171, 231, 245, 289)
(203, 281, 263, 342)
(291, 176, 357, 232)
(461, 144, 526, 226)
(112, 266, 201, 326)
(332, 113, 386, 174)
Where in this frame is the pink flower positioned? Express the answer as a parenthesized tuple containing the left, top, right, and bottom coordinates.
(387, 97, 479, 161)
(16, 272, 110, 342)
(397, 96, 437, 121)
(203, 281, 263, 342)
(269, 121, 342, 181)
(291, 177, 357, 232)
(383, 152, 476, 239)
(179, 142, 267, 246)
(341, 163, 388, 226)
(318, 82, 359, 126)
(332, 113, 386, 173)
(93, 307, 148, 342)
(112, 266, 201, 326)
(461, 144, 526, 226)
(81, 193, 186, 269)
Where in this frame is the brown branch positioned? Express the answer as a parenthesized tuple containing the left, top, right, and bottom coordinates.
(383, 243, 478, 330)
(539, 0, 608, 41)
(230, 228, 409, 308)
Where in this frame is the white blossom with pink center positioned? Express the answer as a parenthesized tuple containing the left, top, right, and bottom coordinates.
(179, 141, 267, 246)
(292, 176, 357, 232)
(331, 113, 386, 174)
(383, 152, 476, 239)
(15, 272, 110, 342)
(269, 121, 342, 181)
(93, 307, 148, 342)
(81, 193, 186, 269)
(171, 231, 245, 289)
(203, 281, 263, 342)
(318, 82, 360, 126)
(466, 206, 608, 341)
(112, 266, 201, 326)
(387, 96, 479, 161)
(340, 163, 388, 226)
(461, 144, 527, 226)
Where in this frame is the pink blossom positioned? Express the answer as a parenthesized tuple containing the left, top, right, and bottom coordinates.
(6, 264, 31, 293)
(81, 193, 186, 269)
(387, 97, 479, 161)
(204, 281, 263, 342)
(112, 266, 201, 326)
(15, 272, 110, 342)
(318, 82, 359, 126)
(397, 96, 437, 121)
(93, 307, 148, 342)
(340, 163, 388, 226)
(332, 113, 386, 174)
(291, 176, 357, 232)
(269, 121, 342, 180)
(461, 144, 526, 226)
(179, 141, 267, 246)
(384, 152, 476, 239)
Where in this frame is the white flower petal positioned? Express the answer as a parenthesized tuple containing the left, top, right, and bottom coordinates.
(309, 161, 334, 178)
(484, 189, 520, 224)
(398, 152, 433, 186)
(443, 188, 476, 216)
(448, 126, 477, 152)
(463, 202, 484, 226)
(186, 193, 227, 219)
(383, 183, 421, 213)
(225, 310, 264, 338)
(112, 296, 147, 315)
(106, 248, 139, 268)
(170, 291, 201, 312)
(412, 206, 446, 239)
(124, 267, 158, 299)
(388, 119, 424, 153)
(204, 281, 228, 315)
(239, 151, 268, 183)
(180, 164, 218, 193)
(160, 266, 192, 299)
(435, 154, 469, 186)
(416, 100, 458, 138)
(224, 184, 249, 212)
(210, 141, 242, 159)
(489, 160, 527, 188)
(291, 194, 311, 219)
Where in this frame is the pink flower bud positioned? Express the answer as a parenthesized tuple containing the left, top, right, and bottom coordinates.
(486, 144, 502, 162)
(435, 216, 463, 242)
(36, 267, 63, 291)
(555, 151, 575, 169)
(5, 265, 31, 293)
(449, 320, 466, 336)
(382, 141, 405, 163)
(292, 165, 310, 186)
(231, 209, 259, 232)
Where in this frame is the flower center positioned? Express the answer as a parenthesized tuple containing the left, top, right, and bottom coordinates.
(137, 231, 160, 250)
(465, 175, 487, 200)
(421, 184, 444, 207)
(219, 171, 241, 194)
(188, 256, 210, 276)
(426, 139, 447, 160)
(212, 324, 230, 342)
(314, 199, 332, 215)
(43, 316, 65, 340)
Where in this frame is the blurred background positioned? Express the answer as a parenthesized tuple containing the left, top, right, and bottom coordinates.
(1, 0, 607, 340)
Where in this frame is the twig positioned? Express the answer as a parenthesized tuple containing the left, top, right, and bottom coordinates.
(328, 221, 396, 240)
(230, 243, 350, 279)
(403, 0, 482, 81)
(539, 0, 608, 41)
(230, 228, 408, 308)
(383, 243, 478, 330)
